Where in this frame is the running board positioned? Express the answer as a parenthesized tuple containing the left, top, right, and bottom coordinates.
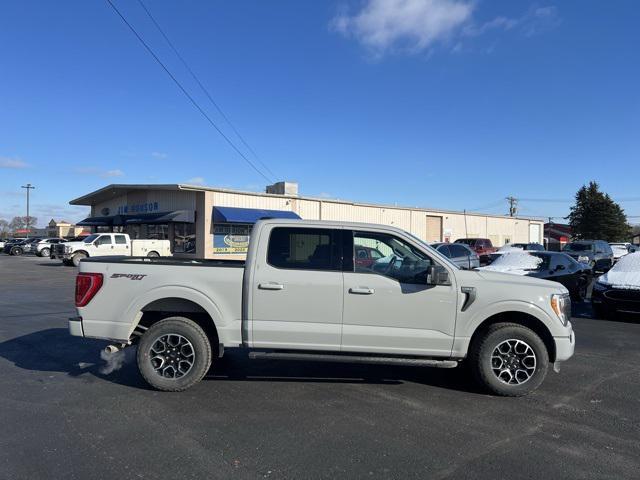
(248, 351, 459, 368)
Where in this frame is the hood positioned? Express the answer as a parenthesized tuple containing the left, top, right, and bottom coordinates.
(459, 268, 566, 293)
(64, 241, 88, 248)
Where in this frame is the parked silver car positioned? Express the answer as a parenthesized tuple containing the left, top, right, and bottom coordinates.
(431, 242, 480, 269)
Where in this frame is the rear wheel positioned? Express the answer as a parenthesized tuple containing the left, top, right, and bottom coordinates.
(469, 323, 549, 397)
(72, 252, 87, 267)
(147, 251, 160, 257)
(137, 316, 212, 392)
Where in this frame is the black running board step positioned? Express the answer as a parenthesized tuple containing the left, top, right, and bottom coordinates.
(248, 352, 458, 368)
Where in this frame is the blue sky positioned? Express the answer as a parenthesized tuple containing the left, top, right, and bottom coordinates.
(1, 0, 639, 226)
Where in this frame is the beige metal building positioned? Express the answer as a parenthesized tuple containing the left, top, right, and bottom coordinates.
(70, 182, 544, 259)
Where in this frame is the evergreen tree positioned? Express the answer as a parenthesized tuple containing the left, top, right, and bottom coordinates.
(566, 181, 630, 241)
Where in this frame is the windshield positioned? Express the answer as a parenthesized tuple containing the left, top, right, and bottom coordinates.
(455, 239, 476, 246)
(83, 234, 99, 243)
(563, 243, 593, 252)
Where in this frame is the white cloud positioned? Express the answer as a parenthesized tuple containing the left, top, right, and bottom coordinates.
(151, 152, 168, 159)
(331, 1, 560, 57)
(330, 0, 473, 56)
(0, 156, 30, 169)
(76, 167, 125, 178)
(185, 177, 206, 185)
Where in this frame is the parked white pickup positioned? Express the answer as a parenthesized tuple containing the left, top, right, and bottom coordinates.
(59, 233, 171, 266)
(69, 219, 574, 396)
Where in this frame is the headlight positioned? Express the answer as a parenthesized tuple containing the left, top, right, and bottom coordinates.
(551, 293, 571, 326)
(577, 255, 590, 263)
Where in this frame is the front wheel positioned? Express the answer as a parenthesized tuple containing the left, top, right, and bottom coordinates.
(40, 247, 50, 257)
(11, 247, 23, 256)
(137, 317, 212, 392)
(72, 252, 87, 267)
(469, 323, 549, 397)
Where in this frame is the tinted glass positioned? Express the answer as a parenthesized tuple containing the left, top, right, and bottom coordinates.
(115, 235, 127, 245)
(449, 244, 469, 257)
(353, 231, 433, 284)
(268, 227, 341, 271)
(529, 253, 551, 270)
(437, 245, 452, 258)
(563, 243, 593, 252)
(96, 235, 112, 245)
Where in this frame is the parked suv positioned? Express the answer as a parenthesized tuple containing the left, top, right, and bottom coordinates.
(431, 242, 480, 269)
(454, 238, 496, 265)
(562, 240, 613, 272)
(34, 238, 65, 257)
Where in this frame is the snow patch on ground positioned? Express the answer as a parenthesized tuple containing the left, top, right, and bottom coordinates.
(598, 252, 640, 290)
(479, 252, 542, 276)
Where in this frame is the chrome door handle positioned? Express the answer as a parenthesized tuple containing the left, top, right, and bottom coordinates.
(349, 287, 374, 295)
(258, 282, 284, 290)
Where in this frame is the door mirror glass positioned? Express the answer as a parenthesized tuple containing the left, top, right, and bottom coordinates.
(427, 265, 451, 286)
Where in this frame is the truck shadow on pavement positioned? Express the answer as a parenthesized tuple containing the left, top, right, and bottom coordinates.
(0, 328, 484, 393)
(0, 328, 149, 389)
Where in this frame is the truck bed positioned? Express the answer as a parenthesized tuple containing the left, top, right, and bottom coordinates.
(82, 256, 245, 268)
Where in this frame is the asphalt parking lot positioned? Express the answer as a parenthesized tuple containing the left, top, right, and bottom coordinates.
(1, 254, 639, 479)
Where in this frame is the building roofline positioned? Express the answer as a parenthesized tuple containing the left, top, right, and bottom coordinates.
(69, 183, 544, 222)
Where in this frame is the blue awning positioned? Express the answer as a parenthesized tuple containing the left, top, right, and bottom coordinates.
(124, 210, 194, 224)
(77, 216, 115, 226)
(213, 206, 300, 224)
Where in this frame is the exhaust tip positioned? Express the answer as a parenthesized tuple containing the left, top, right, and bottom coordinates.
(104, 345, 120, 355)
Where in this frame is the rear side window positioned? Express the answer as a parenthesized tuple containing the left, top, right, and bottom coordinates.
(115, 235, 127, 245)
(437, 245, 452, 258)
(449, 244, 468, 257)
(268, 227, 341, 271)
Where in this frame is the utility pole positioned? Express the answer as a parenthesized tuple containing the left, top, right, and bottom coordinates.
(506, 196, 518, 217)
(21, 183, 35, 234)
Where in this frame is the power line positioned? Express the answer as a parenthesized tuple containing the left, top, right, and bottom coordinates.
(104, 0, 272, 183)
(135, 0, 277, 179)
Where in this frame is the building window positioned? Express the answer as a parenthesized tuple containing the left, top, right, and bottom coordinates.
(147, 224, 169, 240)
(174, 223, 196, 253)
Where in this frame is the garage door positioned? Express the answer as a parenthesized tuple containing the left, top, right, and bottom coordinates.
(426, 216, 443, 242)
(529, 223, 541, 243)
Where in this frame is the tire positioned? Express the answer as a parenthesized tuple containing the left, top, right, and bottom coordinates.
(137, 317, 212, 392)
(72, 252, 87, 267)
(62, 259, 73, 266)
(572, 276, 589, 302)
(40, 247, 50, 257)
(593, 303, 614, 320)
(469, 323, 549, 397)
(147, 251, 160, 257)
(12, 247, 23, 256)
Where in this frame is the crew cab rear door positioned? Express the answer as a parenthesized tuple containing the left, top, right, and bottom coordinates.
(341, 230, 457, 357)
(250, 225, 344, 350)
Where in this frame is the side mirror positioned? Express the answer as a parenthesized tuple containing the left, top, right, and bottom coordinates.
(427, 265, 451, 286)
(555, 264, 565, 271)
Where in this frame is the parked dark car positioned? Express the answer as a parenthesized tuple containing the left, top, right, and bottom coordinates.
(562, 240, 613, 272)
(509, 243, 545, 251)
(483, 251, 592, 300)
(2, 238, 24, 254)
(431, 242, 480, 269)
(354, 245, 385, 268)
(454, 238, 496, 265)
(591, 252, 640, 320)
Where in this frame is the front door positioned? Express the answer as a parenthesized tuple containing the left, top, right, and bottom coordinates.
(250, 226, 344, 350)
(342, 230, 458, 357)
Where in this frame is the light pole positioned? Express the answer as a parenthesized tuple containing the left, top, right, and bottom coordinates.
(21, 183, 35, 234)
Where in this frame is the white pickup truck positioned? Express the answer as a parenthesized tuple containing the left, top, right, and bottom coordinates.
(69, 219, 575, 396)
(57, 233, 171, 266)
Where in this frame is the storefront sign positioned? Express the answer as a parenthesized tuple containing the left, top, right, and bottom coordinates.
(213, 224, 251, 254)
(117, 202, 160, 215)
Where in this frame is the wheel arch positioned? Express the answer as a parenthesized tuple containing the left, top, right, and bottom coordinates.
(469, 311, 556, 362)
(138, 297, 220, 354)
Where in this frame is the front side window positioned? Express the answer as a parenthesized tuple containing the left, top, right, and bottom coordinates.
(96, 235, 112, 245)
(353, 231, 433, 284)
(268, 227, 341, 271)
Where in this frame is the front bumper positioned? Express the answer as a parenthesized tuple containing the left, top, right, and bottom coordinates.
(554, 322, 575, 366)
(68, 316, 84, 337)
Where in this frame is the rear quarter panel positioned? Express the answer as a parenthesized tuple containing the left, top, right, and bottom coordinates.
(77, 261, 244, 344)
